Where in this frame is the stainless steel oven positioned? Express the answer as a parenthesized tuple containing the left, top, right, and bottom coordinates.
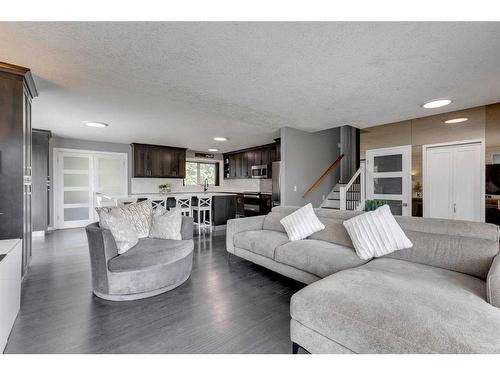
(243, 192, 261, 216)
(251, 165, 268, 179)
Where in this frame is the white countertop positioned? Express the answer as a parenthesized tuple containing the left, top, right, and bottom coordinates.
(129, 192, 237, 198)
(0, 239, 21, 255)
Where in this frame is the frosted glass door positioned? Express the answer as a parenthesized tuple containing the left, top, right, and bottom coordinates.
(55, 150, 128, 228)
(366, 145, 412, 216)
(58, 153, 93, 228)
(93, 154, 127, 219)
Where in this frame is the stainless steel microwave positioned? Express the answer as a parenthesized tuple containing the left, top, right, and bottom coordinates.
(251, 165, 268, 179)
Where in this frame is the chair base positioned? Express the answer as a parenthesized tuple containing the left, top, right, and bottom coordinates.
(93, 273, 191, 301)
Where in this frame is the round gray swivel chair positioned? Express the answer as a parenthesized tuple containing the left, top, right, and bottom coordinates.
(85, 216, 194, 301)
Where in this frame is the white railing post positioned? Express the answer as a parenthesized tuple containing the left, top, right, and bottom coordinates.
(359, 162, 366, 210)
(340, 186, 346, 210)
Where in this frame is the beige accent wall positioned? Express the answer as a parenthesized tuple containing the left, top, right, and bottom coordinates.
(360, 104, 499, 188)
(486, 103, 500, 164)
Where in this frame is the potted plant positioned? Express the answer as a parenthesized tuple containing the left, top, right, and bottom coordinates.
(158, 183, 171, 194)
(413, 180, 422, 198)
(364, 199, 386, 211)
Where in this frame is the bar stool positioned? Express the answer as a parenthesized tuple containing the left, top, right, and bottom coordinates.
(192, 195, 212, 235)
(151, 199, 168, 210)
(175, 196, 192, 216)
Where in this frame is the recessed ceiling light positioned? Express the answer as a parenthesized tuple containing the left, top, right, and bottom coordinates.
(213, 137, 228, 141)
(444, 117, 468, 124)
(84, 121, 108, 128)
(208, 148, 219, 152)
(422, 99, 452, 109)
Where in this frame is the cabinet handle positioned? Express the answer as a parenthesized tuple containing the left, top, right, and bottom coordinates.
(453, 203, 457, 213)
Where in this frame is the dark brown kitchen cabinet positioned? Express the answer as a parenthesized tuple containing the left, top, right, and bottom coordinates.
(0, 62, 37, 277)
(32, 129, 51, 233)
(223, 143, 277, 179)
(132, 143, 186, 178)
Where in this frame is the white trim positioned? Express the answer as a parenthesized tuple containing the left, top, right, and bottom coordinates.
(422, 138, 485, 222)
(53, 147, 128, 156)
(32, 231, 45, 238)
(53, 148, 128, 229)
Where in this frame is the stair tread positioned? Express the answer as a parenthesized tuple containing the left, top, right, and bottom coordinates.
(327, 198, 360, 201)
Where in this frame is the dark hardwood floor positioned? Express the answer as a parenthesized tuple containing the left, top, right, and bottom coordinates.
(5, 229, 304, 353)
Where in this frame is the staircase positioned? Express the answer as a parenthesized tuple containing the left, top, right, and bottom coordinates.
(321, 183, 360, 210)
(320, 162, 365, 211)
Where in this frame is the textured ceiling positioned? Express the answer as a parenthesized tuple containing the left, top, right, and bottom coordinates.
(1, 22, 499, 152)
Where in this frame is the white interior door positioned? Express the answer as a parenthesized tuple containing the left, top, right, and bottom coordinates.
(55, 149, 128, 228)
(92, 153, 128, 220)
(366, 145, 412, 216)
(424, 142, 483, 221)
(56, 152, 93, 229)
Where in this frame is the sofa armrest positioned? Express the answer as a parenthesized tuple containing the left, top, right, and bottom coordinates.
(181, 216, 194, 240)
(226, 215, 266, 254)
(487, 252, 500, 308)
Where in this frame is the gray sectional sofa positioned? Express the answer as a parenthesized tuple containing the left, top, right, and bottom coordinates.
(86, 216, 194, 301)
(226, 206, 500, 354)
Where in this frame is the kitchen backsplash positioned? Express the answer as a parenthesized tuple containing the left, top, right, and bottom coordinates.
(130, 177, 272, 194)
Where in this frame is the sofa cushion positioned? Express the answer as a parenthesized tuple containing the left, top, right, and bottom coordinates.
(233, 230, 289, 259)
(108, 238, 193, 272)
(262, 212, 287, 233)
(307, 217, 354, 247)
(270, 206, 500, 280)
(291, 258, 500, 353)
(275, 239, 366, 278)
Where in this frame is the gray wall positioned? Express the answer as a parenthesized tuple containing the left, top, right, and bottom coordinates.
(280, 127, 341, 207)
(49, 136, 132, 227)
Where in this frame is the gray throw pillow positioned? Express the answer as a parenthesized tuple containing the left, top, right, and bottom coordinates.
(97, 209, 139, 254)
(149, 206, 183, 240)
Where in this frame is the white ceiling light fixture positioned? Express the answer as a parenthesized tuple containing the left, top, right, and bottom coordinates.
(213, 137, 228, 141)
(208, 148, 219, 152)
(84, 121, 109, 128)
(444, 117, 468, 124)
(421, 99, 452, 109)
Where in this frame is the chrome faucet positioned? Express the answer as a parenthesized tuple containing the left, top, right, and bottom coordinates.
(203, 179, 209, 192)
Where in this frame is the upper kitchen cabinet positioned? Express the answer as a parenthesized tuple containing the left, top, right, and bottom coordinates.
(223, 143, 278, 179)
(132, 143, 186, 178)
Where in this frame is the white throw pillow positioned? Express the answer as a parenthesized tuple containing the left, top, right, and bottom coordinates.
(343, 204, 413, 260)
(280, 203, 325, 241)
(96, 200, 153, 238)
(149, 206, 183, 240)
(97, 209, 139, 254)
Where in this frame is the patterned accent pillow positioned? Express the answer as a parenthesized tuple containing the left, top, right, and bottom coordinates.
(149, 206, 183, 240)
(96, 200, 153, 238)
(97, 209, 138, 254)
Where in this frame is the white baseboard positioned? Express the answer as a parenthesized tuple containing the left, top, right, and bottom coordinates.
(32, 231, 45, 238)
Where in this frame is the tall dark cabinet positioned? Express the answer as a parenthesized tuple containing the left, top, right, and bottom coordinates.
(32, 129, 51, 233)
(0, 62, 38, 277)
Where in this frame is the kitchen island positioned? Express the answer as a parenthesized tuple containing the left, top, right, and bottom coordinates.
(107, 192, 239, 231)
